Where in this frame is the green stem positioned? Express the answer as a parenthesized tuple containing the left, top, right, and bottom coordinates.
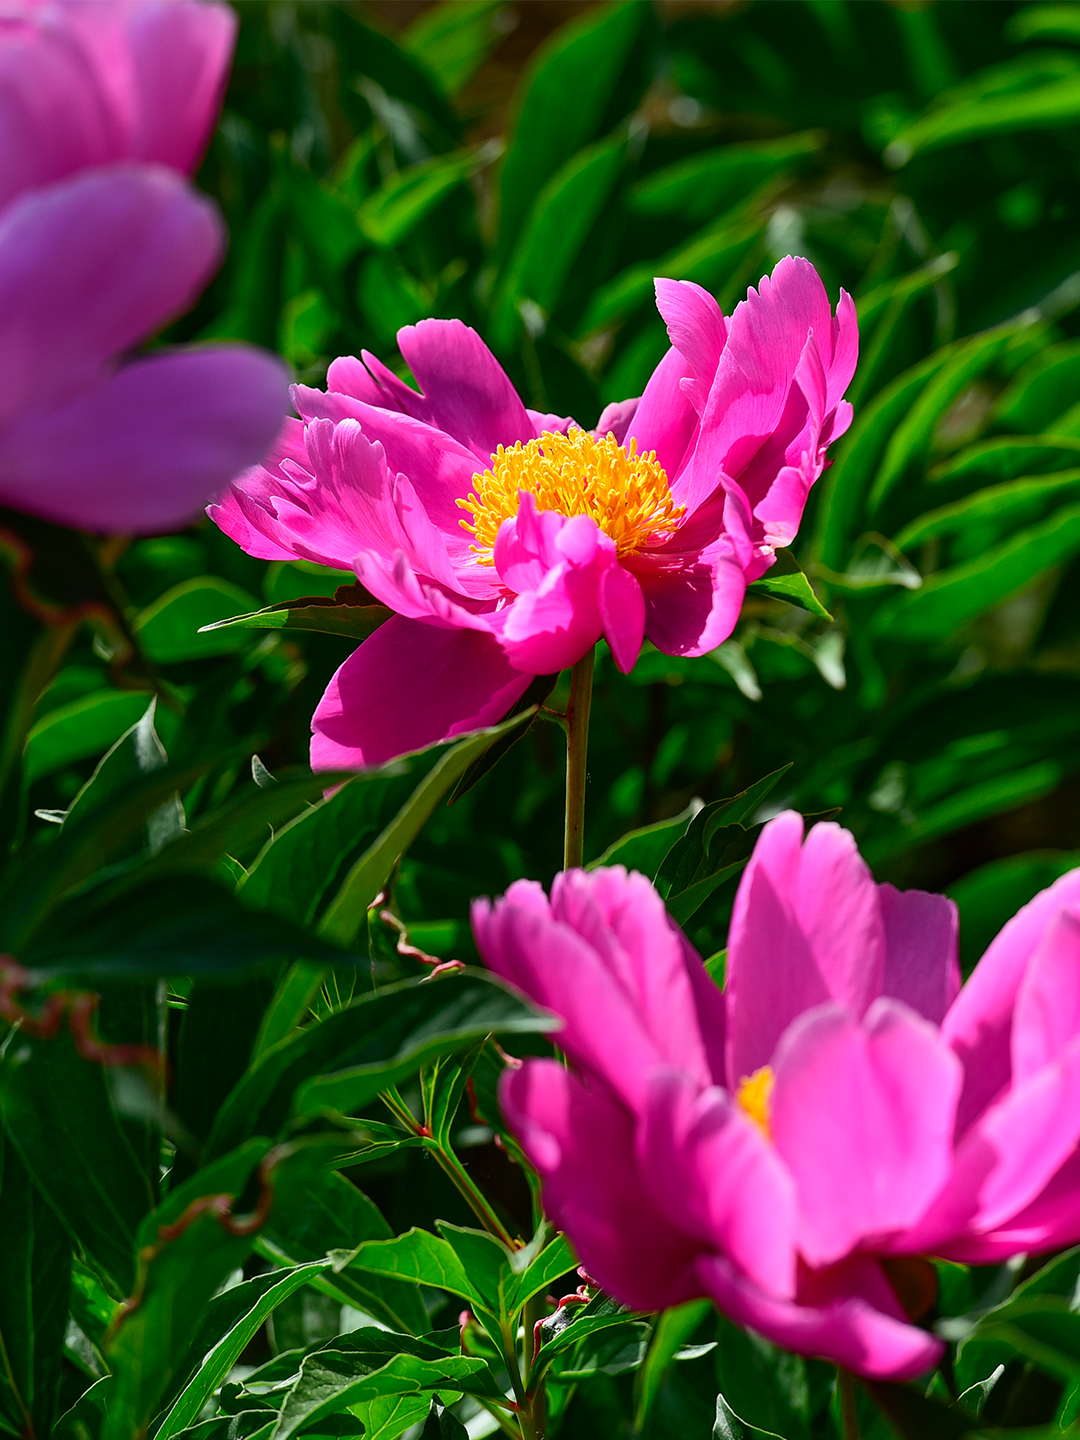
(837, 1370, 860, 1440)
(563, 646, 595, 870)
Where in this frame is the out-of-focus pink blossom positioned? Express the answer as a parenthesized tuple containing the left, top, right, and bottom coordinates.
(211, 257, 857, 770)
(0, 0, 235, 208)
(0, 166, 288, 533)
(472, 814, 1080, 1379)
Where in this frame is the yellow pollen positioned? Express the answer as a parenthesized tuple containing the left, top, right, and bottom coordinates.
(456, 429, 684, 563)
(736, 1066, 774, 1139)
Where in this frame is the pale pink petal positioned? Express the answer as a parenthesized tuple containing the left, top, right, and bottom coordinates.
(310, 618, 533, 770)
(124, 0, 235, 172)
(653, 278, 728, 415)
(640, 1070, 797, 1297)
(879, 885, 960, 1025)
(725, 814, 886, 1087)
(600, 563, 645, 673)
(695, 1252, 942, 1380)
(770, 1000, 961, 1268)
(592, 397, 639, 445)
(942, 867, 1080, 1136)
(907, 1032, 1080, 1251)
(1012, 908, 1080, 1084)
(396, 319, 538, 462)
(0, 345, 288, 534)
(496, 515, 613, 674)
(0, 165, 222, 424)
(500, 1060, 704, 1312)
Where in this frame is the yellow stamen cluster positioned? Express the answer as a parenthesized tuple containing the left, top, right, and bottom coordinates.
(456, 429, 684, 564)
(736, 1066, 774, 1139)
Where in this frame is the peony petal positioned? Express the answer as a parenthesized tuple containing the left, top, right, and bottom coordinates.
(396, 319, 538, 462)
(725, 814, 886, 1087)
(653, 278, 728, 415)
(695, 1252, 942, 1381)
(0, 344, 288, 533)
(500, 1060, 704, 1313)
(941, 1146, 1080, 1263)
(0, 165, 222, 424)
(310, 617, 533, 771)
(496, 514, 612, 674)
(592, 397, 639, 445)
(640, 1069, 797, 1297)
(0, 16, 118, 210)
(124, 0, 236, 172)
(942, 867, 1080, 1137)
(771, 999, 962, 1268)
(633, 533, 747, 658)
(1012, 908, 1080, 1084)
(879, 884, 960, 1025)
(600, 562, 646, 673)
(624, 345, 700, 485)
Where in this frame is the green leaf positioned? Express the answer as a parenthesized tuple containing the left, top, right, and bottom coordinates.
(1008, 4, 1080, 44)
(995, 338, 1080, 433)
(421, 1042, 483, 1149)
(20, 874, 349, 986)
(261, 1169, 429, 1335)
(0, 1134, 71, 1440)
(873, 503, 1080, 642)
(588, 804, 697, 876)
(497, 0, 645, 259)
(930, 435, 1080, 486)
(273, 1350, 493, 1440)
(25, 690, 154, 785)
(133, 578, 260, 662)
(156, 1263, 330, 1440)
(634, 1301, 712, 1433)
(861, 1381, 977, 1438)
(353, 1394, 431, 1440)
(316, 715, 533, 948)
(892, 471, 1080, 556)
(434, 1222, 513, 1315)
(207, 969, 555, 1157)
(712, 1396, 785, 1440)
(629, 132, 823, 221)
(402, 0, 506, 96)
(1, 1029, 154, 1296)
(62, 699, 182, 851)
(748, 550, 832, 620)
(503, 1232, 576, 1315)
(339, 1228, 481, 1308)
(655, 766, 793, 924)
(491, 134, 627, 349)
(199, 591, 392, 643)
(713, 1313, 810, 1440)
(357, 151, 481, 249)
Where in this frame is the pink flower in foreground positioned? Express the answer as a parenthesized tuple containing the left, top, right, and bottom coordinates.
(472, 813, 1080, 1379)
(0, 165, 287, 533)
(210, 257, 857, 769)
(0, 0, 235, 207)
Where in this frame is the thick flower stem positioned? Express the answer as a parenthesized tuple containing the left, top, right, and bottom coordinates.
(563, 647, 595, 870)
(837, 1370, 860, 1440)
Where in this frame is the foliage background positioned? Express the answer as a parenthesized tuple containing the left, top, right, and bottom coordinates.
(10, 1, 1080, 1438)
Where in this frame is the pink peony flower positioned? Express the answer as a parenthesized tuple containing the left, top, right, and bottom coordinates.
(0, 165, 288, 533)
(472, 813, 1080, 1379)
(210, 257, 857, 769)
(0, 0, 235, 208)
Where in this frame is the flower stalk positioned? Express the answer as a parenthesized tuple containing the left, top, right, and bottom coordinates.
(564, 646, 595, 870)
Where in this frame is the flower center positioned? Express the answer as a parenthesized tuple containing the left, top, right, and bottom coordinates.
(456, 429, 684, 564)
(736, 1066, 774, 1138)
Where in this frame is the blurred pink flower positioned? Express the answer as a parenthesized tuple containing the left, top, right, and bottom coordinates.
(0, 0, 235, 207)
(211, 257, 857, 769)
(473, 814, 1080, 1379)
(0, 166, 288, 533)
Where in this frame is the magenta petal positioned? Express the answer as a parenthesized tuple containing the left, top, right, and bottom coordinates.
(910, 1032, 1080, 1249)
(771, 999, 961, 1268)
(725, 814, 886, 1086)
(0, 166, 222, 423)
(310, 618, 533, 770)
(696, 1253, 942, 1381)
(653, 278, 728, 415)
(125, 0, 236, 172)
(600, 563, 646, 673)
(879, 884, 960, 1025)
(1012, 908, 1080, 1084)
(625, 345, 700, 484)
(500, 1060, 703, 1312)
(497, 516, 611, 674)
(635, 534, 747, 658)
(943, 1145, 1080, 1262)
(396, 319, 538, 461)
(640, 1070, 796, 1297)
(592, 397, 639, 445)
(0, 345, 288, 534)
(942, 867, 1080, 1136)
